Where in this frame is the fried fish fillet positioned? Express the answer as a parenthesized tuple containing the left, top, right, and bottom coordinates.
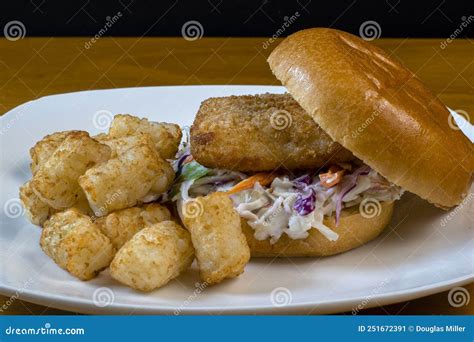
(190, 93, 354, 171)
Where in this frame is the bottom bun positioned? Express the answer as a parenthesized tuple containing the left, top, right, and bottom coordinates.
(242, 201, 394, 257)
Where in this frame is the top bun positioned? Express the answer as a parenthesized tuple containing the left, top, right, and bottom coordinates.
(268, 28, 473, 208)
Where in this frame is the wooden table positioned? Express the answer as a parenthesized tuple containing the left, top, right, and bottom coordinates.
(0, 37, 472, 315)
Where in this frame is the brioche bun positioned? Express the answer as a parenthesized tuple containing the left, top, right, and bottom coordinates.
(242, 201, 394, 257)
(268, 28, 474, 208)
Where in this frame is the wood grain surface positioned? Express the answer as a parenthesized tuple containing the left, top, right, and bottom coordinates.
(0, 37, 472, 315)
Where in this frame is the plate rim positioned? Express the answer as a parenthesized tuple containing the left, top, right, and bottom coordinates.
(1, 275, 472, 315)
(0, 84, 288, 118)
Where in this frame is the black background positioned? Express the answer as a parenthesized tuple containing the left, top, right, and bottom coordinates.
(1, 0, 473, 38)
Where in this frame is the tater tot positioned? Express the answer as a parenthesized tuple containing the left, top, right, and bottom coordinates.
(92, 133, 110, 143)
(19, 180, 55, 226)
(99, 135, 141, 158)
(40, 209, 115, 280)
(182, 192, 250, 284)
(150, 159, 174, 194)
(71, 191, 94, 216)
(79, 134, 168, 216)
(108, 114, 182, 159)
(95, 203, 171, 249)
(99, 135, 175, 200)
(110, 221, 194, 291)
(20, 177, 92, 227)
(29, 130, 80, 175)
(30, 131, 111, 210)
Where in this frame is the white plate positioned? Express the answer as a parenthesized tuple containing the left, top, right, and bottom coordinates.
(0, 86, 472, 314)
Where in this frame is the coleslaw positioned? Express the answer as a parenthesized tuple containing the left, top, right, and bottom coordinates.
(170, 137, 403, 244)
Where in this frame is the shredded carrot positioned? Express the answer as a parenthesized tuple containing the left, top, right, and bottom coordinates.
(227, 172, 276, 195)
(319, 166, 345, 188)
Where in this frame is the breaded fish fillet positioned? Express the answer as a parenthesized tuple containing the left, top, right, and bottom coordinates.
(190, 93, 354, 171)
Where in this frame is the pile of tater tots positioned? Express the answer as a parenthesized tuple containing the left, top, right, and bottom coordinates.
(19, 114, 250, 292)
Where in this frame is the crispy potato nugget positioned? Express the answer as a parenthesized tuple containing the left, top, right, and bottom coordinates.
(110, 221, 194, 292)
(108, 114, 182, 159)
(150, 160, 174, 195)
(29, 130, 80, 175)
(19, 182, 92, 226)
(71, 191, 94, 216)
(92, 133, 109, 141)
(19, 180, 55, 226)
(79, 135, 170, 216)
(31, 131, 111, 210)
(96, 203, 171, 249)
(182, 192, 250, 284)
(40, 209, 115, 280)
(100, 135, 142, 157)
(99, 134, 175, 195)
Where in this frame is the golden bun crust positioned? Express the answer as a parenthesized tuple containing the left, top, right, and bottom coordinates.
(191, 93, 353, 171)
(268, 28, 474, 208)
(243, 201, 394, 257)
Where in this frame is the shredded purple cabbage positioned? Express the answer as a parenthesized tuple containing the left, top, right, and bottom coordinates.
(293, 174, 312, 189)
(335, 165, 371, 225)
(176, 152, 190, 171)
(293, 188, 316, 216)
(292, 174, 316, 216)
